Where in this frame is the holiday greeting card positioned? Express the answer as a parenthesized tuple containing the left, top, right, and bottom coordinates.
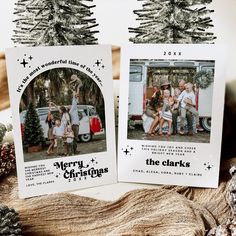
(118, 44, 226, 188)
(5, 45, 116, 198)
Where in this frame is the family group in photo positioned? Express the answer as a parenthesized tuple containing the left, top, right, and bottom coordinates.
(46, 74, 82, 156)
(146, 79, 203, 137)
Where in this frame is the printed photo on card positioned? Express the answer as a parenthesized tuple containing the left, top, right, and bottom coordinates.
(5, 45, 116, 198)
(118, 44, 226, 188)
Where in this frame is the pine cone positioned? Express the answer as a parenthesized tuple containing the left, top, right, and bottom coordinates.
(0, 205, 22, 236)
(0, 143, 16, 177)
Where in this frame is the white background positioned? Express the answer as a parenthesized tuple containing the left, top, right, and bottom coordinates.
(1, 0, 236, 82)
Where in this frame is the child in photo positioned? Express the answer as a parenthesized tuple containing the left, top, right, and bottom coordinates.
(65, 125, 74, 156)
(159, 89, 174, 136)
(177, 83, 201, 134)
(53, 119, 65, 156)
(172, 88, 181, 111)
(69, 74, 83, 100)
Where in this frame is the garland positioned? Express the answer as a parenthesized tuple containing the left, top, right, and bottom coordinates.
(193, 71, 214, 89)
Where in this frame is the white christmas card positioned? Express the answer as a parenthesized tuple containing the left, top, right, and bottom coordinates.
(5, 45, 116, 198)
(118, 44, 226, 188)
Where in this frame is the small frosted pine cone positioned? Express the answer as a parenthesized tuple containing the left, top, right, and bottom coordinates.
(0, 142, 16, 177)
(0, 205, 22, 235)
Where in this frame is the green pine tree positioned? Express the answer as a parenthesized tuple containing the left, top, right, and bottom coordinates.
(23, 102, 44, 146)
(129, 0, 216, 43)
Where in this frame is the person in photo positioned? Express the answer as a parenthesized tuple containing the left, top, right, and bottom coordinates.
(172, 80, 193, 135)
(146, 84, 162, 136)
(172, 88, 181, 111)
(69, 91, 80, 154)
(59, 106, 71, 127)
(69, 74, 83, 101)
(177, 83, 202, 135)
(160, 80, 171, 92)
(45, 104, 55, 155)
(159, 89, 174, 136)
(53, 119, 65, 156)
(64, 125, 74, 156)
(50, 102, 71, 128)
(59, 106, 71, 155)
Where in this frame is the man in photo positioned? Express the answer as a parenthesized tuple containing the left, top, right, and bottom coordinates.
(172, 80, 193, 135)
(177, 83, 202, 135)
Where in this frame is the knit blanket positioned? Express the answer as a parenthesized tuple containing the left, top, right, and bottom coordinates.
(0, 158, 235, 236)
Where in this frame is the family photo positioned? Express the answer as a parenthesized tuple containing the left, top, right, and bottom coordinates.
(127, 59, 215, 143)
(20, 68, 106, 162)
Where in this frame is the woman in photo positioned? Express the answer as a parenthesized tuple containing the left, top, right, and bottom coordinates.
(46, 104, 55, 155)
(59, 106, 71, 155)
(59, 106, 71, 128)
(146, 85, 162, 136)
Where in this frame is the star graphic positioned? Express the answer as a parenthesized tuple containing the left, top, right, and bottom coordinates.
(123, 149, 130, 155)
(29, 55, 33, 60)
(20, 59, 28, 68)
(122, 146, 134, 157)
(94, 59, 105, 70)
(204, 163, 213, 171)
(55, 173, 60, 178)
(95, 60, 101, 67)
(207, 165, 212, 170)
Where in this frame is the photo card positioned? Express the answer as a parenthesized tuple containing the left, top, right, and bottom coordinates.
(118, 44, 226, 188)
(6, 45, 116, 198)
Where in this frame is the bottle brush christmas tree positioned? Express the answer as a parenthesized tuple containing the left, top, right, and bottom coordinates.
(12, 0, 99, 46)
(129, 0, 216, 44)
(23, 102, 44, 147)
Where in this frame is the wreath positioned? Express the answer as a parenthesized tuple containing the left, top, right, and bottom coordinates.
(193, 71, 214, 89)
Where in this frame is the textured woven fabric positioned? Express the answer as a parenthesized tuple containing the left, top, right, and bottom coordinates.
(0, 158, 234, 236)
